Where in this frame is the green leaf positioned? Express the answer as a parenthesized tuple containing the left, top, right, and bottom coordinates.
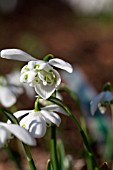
(57, 139, 65, 170)
(0, 108, 19, 124)
(46, 159, 53, 170)
(48, 97, 99, 169)
(49, 96, 81, 130)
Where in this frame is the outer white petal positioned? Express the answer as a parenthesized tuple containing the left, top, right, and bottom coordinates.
(0, 87, 16, 107)
(42, 104, 68, 116)
(0, 122, 36, 146)
(1, 49, 36, 61)
(0, 127, 11, 148)
(41, 110, 61, 126)
(49, 58, 73, 73)
(90, 92, 104, 115)
(13, 110, 33, 119)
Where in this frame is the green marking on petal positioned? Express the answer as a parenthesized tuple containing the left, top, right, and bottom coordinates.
(25, 74, 28, 80)
(34, 64, 40, 69)
(22, 124, 26, 128)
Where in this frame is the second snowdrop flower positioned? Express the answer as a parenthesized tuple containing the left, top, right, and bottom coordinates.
(90, 90, 113, 115)
(12, 104, 68, 138)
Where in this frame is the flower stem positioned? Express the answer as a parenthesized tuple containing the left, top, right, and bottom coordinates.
(22, 143, 37, 170)
(51, 125, 59, 170)
(49, 96, 99, 170)
(34, 97, 40, 111)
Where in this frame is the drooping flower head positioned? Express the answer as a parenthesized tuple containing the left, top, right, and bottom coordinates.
(90, 82, 113, 115)
(1, 49, 73, 99)
(0, 121, 36, 148)
(11, 104, 68, 138)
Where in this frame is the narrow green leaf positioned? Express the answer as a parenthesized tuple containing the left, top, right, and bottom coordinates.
(48, 97, 99, 169)
(46, 159, 53, 170)
(0, 108, 19, 124)
(57, 139, 65, 170)
(49, 96, 81, 129)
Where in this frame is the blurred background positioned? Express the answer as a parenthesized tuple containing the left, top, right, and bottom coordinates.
(0, 0, 113, 169)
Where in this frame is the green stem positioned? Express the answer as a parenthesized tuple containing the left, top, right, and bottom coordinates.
(34, 97, 40, 111)
(59, 84, 93, 169)
(69, 112, 99, 170)
(51, 125, 59, 170)
(59, 84, 89, 136)
(22, 143, 37, 170)
(49, 96, 99, 170)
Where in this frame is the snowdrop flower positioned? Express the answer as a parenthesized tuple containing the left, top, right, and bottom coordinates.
(0, 121, 36, 148)
(1, 49, 73, 99)
(0, 75, 23, 107)
(12, 105, 68, 138)
(90, 91, 113, 115)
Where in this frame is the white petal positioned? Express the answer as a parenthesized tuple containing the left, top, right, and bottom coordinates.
(0, 122, 36, 146)
(13, 110, 33, 119)
(41, 110, 61, 126)
(20, 114, 35, 129)
(42, 104, 68, 116)
(0, 127, 11, 148)
(49, 58, 73, 73)
(90, 92, 104, 115)
(0, 87, 16, 107)
(1, 49, 36, 61)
